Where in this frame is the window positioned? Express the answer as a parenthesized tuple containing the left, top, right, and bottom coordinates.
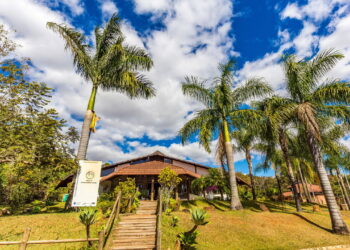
(164, 158, 173, 164)
(101, 168, 114, 176)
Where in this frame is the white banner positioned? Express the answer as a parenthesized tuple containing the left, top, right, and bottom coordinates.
(72, 160, 102, 207)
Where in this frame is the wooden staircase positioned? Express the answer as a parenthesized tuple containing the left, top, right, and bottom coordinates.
(110, 201, 157, 250)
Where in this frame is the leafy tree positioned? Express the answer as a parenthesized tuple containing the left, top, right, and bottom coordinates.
(0, 24, 17, 58)
(79, 208, 98, 247)
(191, 177, 208, 198)
(0, 61, 78, 209)
(158, 166, 181, 210)
(206, 168, 228, 200)
(114, 177, 139, 213)
(47, 14, 155, 161)
(179, 61, 272, 210)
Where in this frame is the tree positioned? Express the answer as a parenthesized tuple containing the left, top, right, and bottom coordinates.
(79, 208, 97, 247)
(158, 167, 181, 210)
(0, 61, 78, 209)
(191, 177, 208, 198)
(0, 24, 17, 58)
(179, 61, 272, 210)
(278, 49, 350, 234)
(206, 168, 228, 200)
(232, 129, 257, 200)
(47, 14, 155, 161)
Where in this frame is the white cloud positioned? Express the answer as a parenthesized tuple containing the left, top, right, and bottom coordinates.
(100, 0, 118, 19)
(281, 3, 302, 20)
(0, 0, 237, 167)
(293, 21, 317, 57)
(133, 0, 173, 15)
(281, 0, 346, 22)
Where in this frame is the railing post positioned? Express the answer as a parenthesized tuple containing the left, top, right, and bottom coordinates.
(19, 228, 31, 250)
(156, 188, 162, 250)
(98, 230, 104, 250)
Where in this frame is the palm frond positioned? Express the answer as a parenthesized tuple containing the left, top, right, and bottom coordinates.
(232, 77, 273, 102)
(308, 49, 344, 84)
(95, 13, 123, 60)
(182, 76, 212, 106)
(46, 22, 92, 80)
(312, 80, 350, 105)
(104, 72, 155, 98)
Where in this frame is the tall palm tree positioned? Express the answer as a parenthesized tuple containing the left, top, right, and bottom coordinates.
(47, 14, 155, 160)
(278, 49, 350, 234)
(253, 97, 303, 211)
(179, 61, 272, 210)
(232, 129, 257, 200)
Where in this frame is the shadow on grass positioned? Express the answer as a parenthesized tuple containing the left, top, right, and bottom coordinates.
(181, 200, 197, 209)
(202, 200, 226, 211)
(293, 213, 332, 233)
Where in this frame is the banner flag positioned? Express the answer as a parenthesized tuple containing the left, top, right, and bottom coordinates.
(72, 160, 102, 207)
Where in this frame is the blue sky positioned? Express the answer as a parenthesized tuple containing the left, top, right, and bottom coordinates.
(0, 0, 349, 177)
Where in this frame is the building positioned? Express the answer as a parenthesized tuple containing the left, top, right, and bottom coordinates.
(57, 150, 249, 200)
(282, 183, 326, 205)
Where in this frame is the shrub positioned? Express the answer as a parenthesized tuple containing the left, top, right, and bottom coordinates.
(169, 198, 180, 211)
(177, 231, 198, 250)
(159, 167, 181, 211)
(97, 200, 114, 216)
(114, 178, 140, 213)
(165, 208, 172, 216)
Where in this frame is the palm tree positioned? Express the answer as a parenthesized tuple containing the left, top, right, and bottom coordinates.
(232, 129, 257, 200)
(47, 14, 155, 161)
(179, 61, 272, 210)
(278, 49, 350, 234)
(253, 97, 303, 211)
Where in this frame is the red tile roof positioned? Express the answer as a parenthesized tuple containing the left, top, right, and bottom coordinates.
(100, 161, 201, 182)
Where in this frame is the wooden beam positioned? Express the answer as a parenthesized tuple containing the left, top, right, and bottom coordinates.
(151, 178, 155, 201)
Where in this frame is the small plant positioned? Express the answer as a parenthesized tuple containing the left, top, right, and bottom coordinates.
(165, 208, 172, 216)
(79, 208, 98, 247)
(169, 198, 180, 211)
(170, 216, 179, 227)
(177, 209, 209, 249)
(177, 231, 198, 250)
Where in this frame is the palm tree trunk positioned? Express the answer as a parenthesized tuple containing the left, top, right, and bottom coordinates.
(66, 86, 97, 209)
(76, 85, 98, 160)
(278, 128, 302, 212)
(275, 170, 283, 199)
(336, 168, 350, 210)
(86, 225, 92, 247)
(223, 120, 243, 210)
(306, 132, 349, 234)
(296, 173, 305, 203)
(298, 165, 312, 203)
(300, 168, 313, 203)
(245, 149, 257, 200)
(343, 172, 350, 194)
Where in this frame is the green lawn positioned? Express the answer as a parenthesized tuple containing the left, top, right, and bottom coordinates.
(162, 199, 350, 250)
(0, 207, 107, 250)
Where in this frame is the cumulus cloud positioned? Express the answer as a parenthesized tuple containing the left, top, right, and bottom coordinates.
(100, 0, 118, 19)
(0, 0, 240, 166)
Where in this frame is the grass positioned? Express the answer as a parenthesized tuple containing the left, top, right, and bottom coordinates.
(0, 204, 107, 250)
(162, 199, 350, 250)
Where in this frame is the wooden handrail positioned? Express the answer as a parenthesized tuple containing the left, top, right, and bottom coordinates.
(0, 238, 100, 245)
(156, 188, 163, 250)
(104, 191, 122, 237)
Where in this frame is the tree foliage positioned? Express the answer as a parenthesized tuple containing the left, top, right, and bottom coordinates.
(0, 61, 78, 209)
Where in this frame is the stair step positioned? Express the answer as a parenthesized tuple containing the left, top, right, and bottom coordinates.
(111, 245, 155, 250)
(115, 232, 156, 236)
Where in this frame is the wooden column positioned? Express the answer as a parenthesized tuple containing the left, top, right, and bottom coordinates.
(175, 186, 179, 200)
(151, 178, 155, 201)
(186, 178, 190, 201)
